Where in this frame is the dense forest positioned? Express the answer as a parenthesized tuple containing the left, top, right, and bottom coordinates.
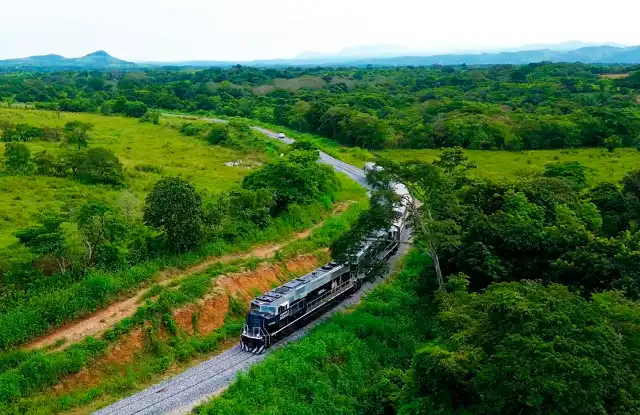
(1, 63, 640, 150)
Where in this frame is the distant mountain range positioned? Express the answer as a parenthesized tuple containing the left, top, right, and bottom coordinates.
(0, 51, 136, 70)
(2, 44, 640, 71)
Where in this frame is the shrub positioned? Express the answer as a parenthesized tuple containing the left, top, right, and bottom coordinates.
(76, 147, 125, 185)
(180, 123, 205, 136)
(139, 110, 161, 124)
(3, 142, 33, 174)
(206, 124, 230, 144)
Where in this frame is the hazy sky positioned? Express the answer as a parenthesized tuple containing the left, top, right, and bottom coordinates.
(1, 0, 639, 61)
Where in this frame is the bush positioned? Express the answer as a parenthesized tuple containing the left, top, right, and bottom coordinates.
(206, 124, 230, 144)
(3, 142, 33, 174)
(76, 147, 125, 185)
(180, 123, 205, 137)
(123, 101, 148, 118)
(139, 110, 161, 124)
(1, 123, 44, 142)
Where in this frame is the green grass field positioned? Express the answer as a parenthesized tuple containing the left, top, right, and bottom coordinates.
(376, 147, 640, 185)
(0, 109, 272, 247)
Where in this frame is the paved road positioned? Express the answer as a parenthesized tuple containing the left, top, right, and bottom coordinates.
(93, 117, 385, 415)
(164, 114, 370, 189)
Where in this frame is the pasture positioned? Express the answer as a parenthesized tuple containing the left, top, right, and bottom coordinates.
(0, 109, 271, 246)
(375, 147, 640, 185)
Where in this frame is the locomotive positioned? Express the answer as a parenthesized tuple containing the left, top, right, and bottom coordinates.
(240, 164, 412, 353)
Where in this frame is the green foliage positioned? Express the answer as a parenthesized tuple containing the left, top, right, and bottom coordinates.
(122, 101, 148, 118)
(139, 110, 161, 124)
(180, 122, 206, 136)
(143, 177, 204, 252)
(543, 161, 588, 190)
(75, 147, 124, 185)
(3, 142, 33, 174)
(403, 281, 640, 414)
(605, 135, 623, 152)
(5, 63, 639, 151)
(242, 149, 339, 211)
(63, 120, 92, 149)
(206, 123, 230, 144)
(1, 123, 46, 142)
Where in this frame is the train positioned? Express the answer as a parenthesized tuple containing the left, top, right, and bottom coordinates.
(240, 163, 412, 353)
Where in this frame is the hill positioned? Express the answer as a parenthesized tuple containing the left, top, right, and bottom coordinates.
(0, 51, 137, 70)
(144, 45, 640, 68)
(4, 45, 640, 70)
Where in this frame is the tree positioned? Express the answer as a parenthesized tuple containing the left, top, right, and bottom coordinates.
(76, 147, 124, 185)
(372, 148, 472, 289)
(76, 200, 128, 268)
(63, 121, 92, 149)
(242, 150, 338, 212)
(139, 110, 161, 124)
(33, 150, 56, 176)
(207, 123, 230, 145)
(123, 101, 148, 118)
(14, 212, 72, 273)
(3, 142, 33, 174)
(403, 279, 640, 414)
(143, 177, 203, 252)
(605, 135, 622, 152)
(543, 161, 588, 190)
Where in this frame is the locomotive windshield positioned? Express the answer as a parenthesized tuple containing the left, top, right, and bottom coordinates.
(259, 305, 277, 314)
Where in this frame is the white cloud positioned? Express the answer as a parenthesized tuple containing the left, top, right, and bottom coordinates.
(1, 0, 638, 61)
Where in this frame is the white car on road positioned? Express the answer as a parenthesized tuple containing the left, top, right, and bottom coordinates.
(276, 133, 286, 139)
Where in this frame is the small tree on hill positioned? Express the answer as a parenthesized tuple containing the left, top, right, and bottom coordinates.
(3, 142, 34, 174)
(207, 123, 230, 144)
(76, 147, 125, 185)
(143, 177, 203, 252)
(605, 135, 622, 152)
(14, 212, 72, 274)
(64, 121, 93, 149)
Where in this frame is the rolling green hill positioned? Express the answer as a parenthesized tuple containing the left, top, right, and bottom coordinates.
(0, 51, 137, 70)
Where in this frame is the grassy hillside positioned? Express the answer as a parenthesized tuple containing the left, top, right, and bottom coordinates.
(0, 109, 271, 246)
(376, 147, 640, 185)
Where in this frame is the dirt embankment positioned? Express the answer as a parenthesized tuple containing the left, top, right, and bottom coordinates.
(24, 203, 349, 351)
(54, 254, 321, 394)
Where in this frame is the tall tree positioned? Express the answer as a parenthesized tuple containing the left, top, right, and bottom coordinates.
(143, 177, 203, 252)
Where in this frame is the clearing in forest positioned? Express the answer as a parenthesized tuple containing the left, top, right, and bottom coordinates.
(376, 147, 640, 185)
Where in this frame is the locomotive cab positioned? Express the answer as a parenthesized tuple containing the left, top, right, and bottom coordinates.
(240, 302, 275, 353)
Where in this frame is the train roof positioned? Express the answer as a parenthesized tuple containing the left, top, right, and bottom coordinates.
(252, 261, 347, 307)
